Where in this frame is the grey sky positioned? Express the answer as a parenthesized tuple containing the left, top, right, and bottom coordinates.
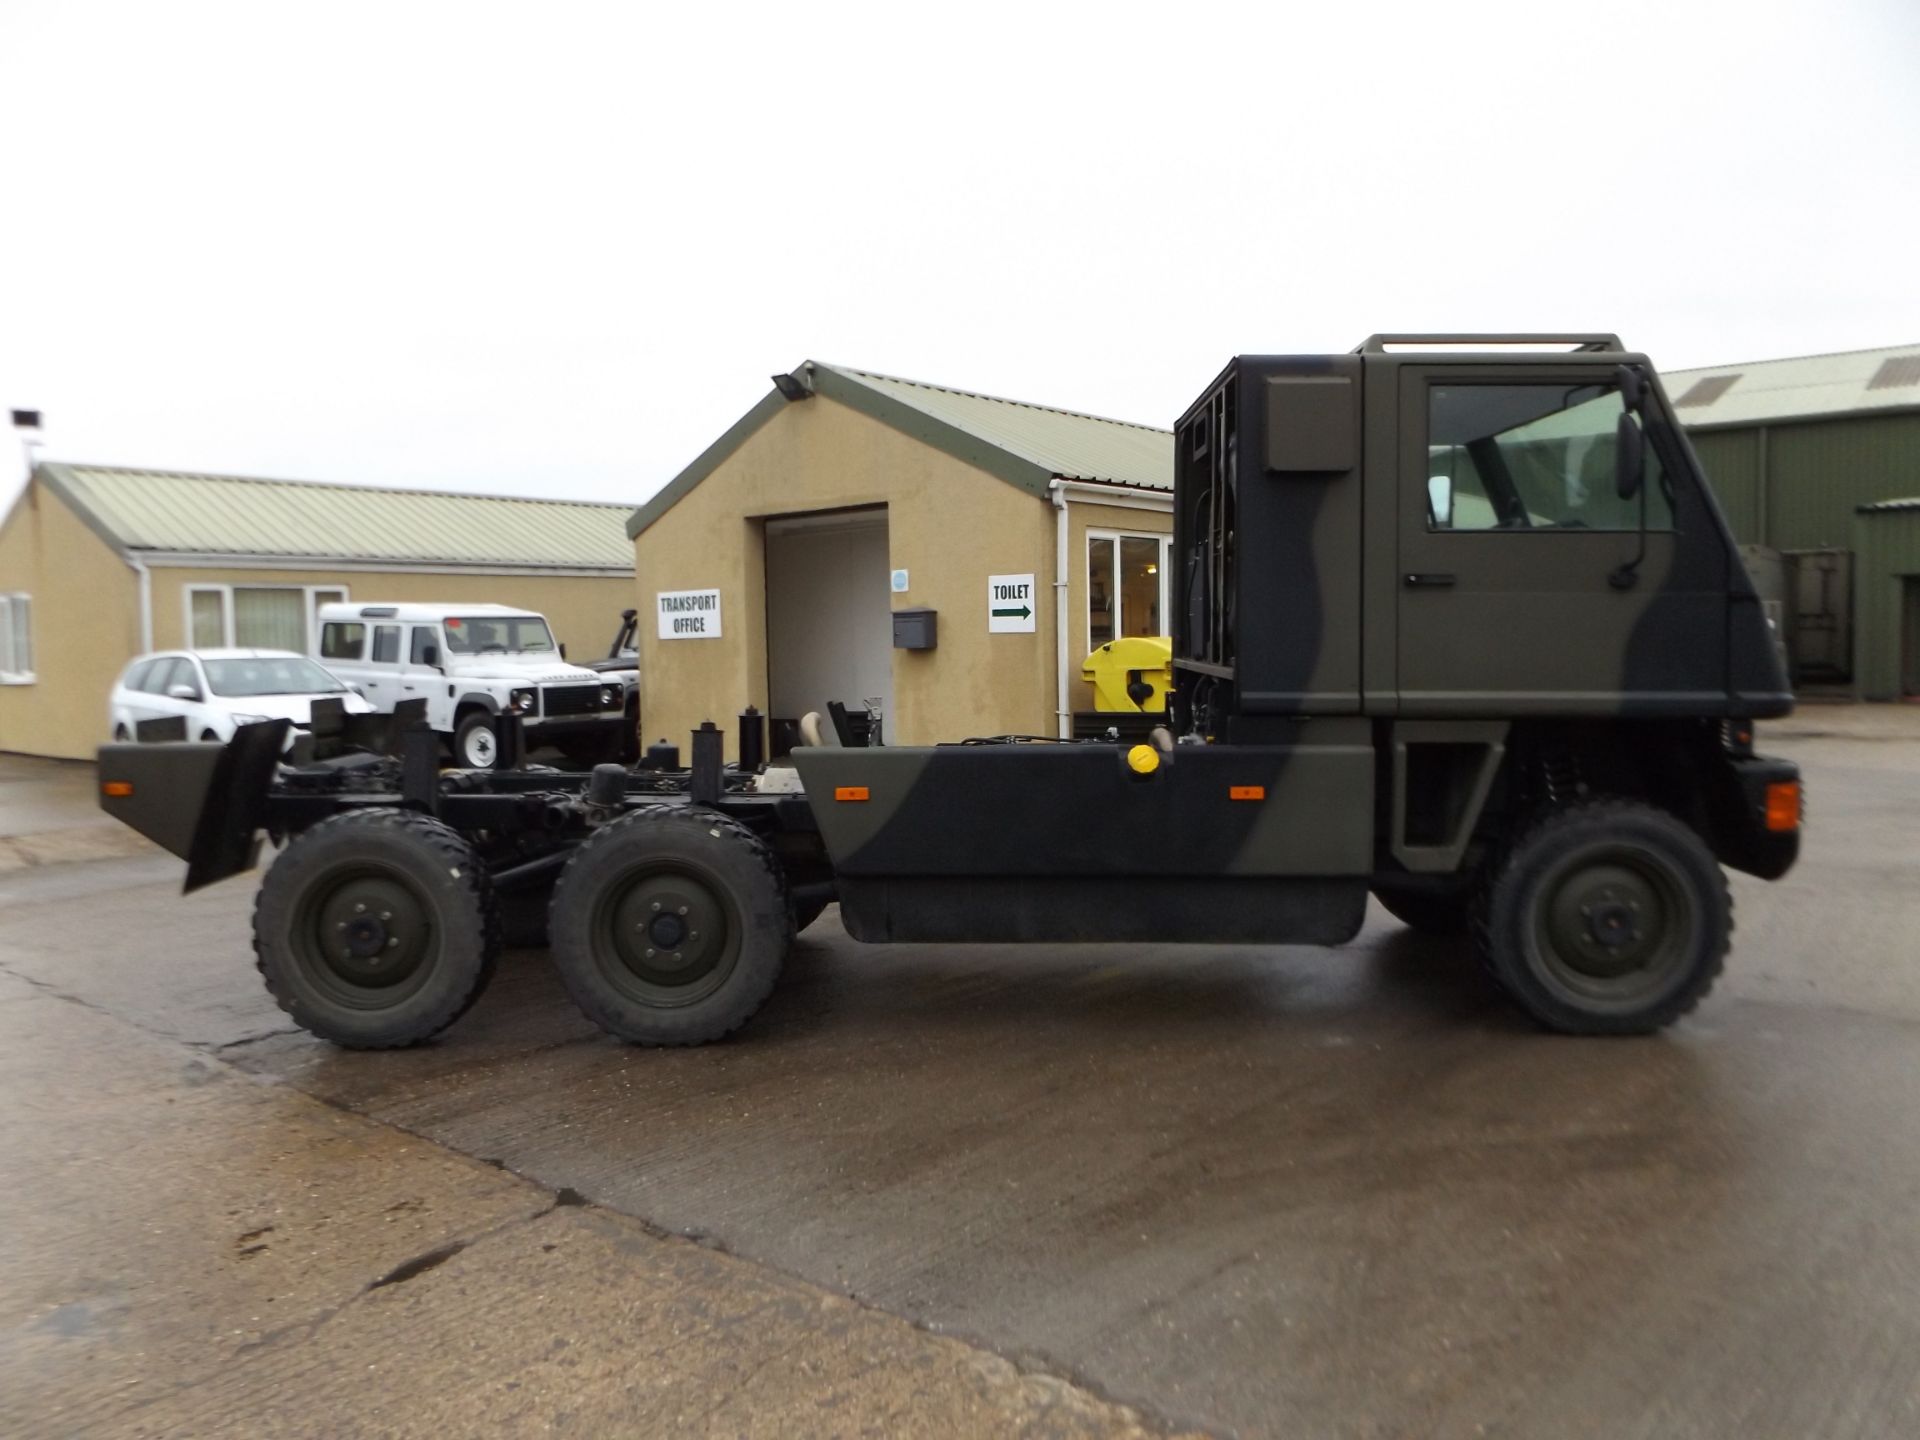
(3, 0, 1915, 512)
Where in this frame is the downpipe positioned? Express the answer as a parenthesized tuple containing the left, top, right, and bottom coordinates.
(1051, 480, 1071, 739)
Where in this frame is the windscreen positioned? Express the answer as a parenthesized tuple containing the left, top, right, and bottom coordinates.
(442, 615, 557, 655)
(204, 656, 348, 697)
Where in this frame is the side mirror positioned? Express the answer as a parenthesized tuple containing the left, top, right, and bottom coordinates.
(1615, 412, 1645, 501)
(421, 643, 441, 668)
(559, 643, 568, 661)
(167, 682, 202, 702)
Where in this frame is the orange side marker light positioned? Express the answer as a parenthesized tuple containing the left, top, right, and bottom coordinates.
(1229, 785, 1266, 801)
(1764, 781, 1800, 832)
(834, 786, 870, 802)
(102, 780, 134, 798)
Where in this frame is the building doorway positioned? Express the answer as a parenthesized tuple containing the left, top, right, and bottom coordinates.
(1903, 576, 1920, 698)
(766, 507, 892, 743)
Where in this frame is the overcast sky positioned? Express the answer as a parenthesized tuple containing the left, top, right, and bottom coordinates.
(2, 0, 1916, 512)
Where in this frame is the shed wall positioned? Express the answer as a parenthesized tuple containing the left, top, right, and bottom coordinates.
(0, 478, 142, 759)
(1852, 508, 1920, 700)
(635, 396, 1060, 752)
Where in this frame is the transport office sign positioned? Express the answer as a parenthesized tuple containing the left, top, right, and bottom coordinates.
(657, 587, 723, 639)
(987, 574, 1037, 633)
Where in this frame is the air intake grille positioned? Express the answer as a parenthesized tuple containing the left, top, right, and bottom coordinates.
(542, 684, 605, 717)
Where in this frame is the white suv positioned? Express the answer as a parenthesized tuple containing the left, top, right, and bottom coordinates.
(316, 602, 627, 767)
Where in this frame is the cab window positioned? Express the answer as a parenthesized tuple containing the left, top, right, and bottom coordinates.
(320, 622, 365, 660)
(370, 625, 401, 664)
(1427, 383, 1673, 532)
(409, 626, 442, 665)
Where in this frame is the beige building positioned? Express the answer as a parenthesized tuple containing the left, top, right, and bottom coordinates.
(0, 463, 635, 759)
(629, 362, 1174, 753)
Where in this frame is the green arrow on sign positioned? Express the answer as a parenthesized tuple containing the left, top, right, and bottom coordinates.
(992, 605, 1032, 619)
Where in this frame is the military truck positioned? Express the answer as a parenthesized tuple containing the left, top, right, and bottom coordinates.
(96, 335, 1801, 1050)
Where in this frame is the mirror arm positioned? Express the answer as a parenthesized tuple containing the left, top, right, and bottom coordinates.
(1609, 468, 1650, 590)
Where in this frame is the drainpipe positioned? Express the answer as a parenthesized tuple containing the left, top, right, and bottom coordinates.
(128, 553, 152, 654)
(1050, 479, 1071, 738)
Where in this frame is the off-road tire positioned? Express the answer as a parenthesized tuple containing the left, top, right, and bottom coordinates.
(1473, 800, 1729, 1035)
(549, 806, 790, 1046)
(453, 710, 499, 769)
(1372, 882, 1472, 937)
(253, 810, 499, 1048)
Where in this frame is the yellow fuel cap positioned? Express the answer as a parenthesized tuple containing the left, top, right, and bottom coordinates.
(1126, 743, 1160, 775)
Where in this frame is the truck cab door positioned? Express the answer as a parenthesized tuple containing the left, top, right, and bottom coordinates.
(403, 624, 450, 730)
(1395, 363, 1727, 716)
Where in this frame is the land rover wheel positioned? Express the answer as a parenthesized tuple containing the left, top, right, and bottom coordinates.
(548, 806, 790, 1045)
(1475, 800, 1729, 1035)
(454, 711, 499, 768)
(252, 811, 499, 1048)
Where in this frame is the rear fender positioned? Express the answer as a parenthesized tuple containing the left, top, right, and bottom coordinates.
(97, 719, 290, 892)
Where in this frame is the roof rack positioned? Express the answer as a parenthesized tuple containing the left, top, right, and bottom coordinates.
(1353, 333, 1625, 354)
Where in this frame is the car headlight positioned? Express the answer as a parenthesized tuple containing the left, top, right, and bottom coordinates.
(510, 688, 537, 715)
(599, 685, 620, 709)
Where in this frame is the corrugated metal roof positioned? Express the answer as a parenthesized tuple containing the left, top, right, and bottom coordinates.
(37, 463, 634, 571)
(1662, 343, 1920, 429)
(816, 364, 1174, 491)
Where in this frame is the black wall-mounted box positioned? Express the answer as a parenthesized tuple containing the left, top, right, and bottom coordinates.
(892, 607, 937, 650)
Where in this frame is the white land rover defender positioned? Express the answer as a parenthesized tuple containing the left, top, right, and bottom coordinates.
(316, 602, 628, 767)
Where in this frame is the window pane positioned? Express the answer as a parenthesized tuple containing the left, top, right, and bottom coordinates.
(320, 622, 365, 660)
(410, 626, 440, 664)
(371, 626, 400, 663)
(1088, 538, 1115, 647)
(1427, 384, 1672, 533)
(190, 590, 226, 648)
(1119, 537, 1161, 637)
(232, 588, 306, 650)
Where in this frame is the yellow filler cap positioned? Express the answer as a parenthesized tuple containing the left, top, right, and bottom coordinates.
(1126, 744, 1160, 775)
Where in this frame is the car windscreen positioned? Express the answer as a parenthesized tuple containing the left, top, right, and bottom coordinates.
(202, 657, 348, 697)
(441, 616, 557, 655)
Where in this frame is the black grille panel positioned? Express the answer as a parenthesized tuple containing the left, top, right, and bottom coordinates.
(542, 684, 606, 717)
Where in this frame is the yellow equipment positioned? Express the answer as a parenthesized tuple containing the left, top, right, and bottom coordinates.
(1081, 636, 1173, 713)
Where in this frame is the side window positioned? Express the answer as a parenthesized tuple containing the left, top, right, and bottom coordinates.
(409, 626, 441, 665)
(123, 658, 156, 692)
(320, 622, 366, 660)
(1427, 383, 1672, 532)
(370, 625, 401, 664)
(150, 658, 186, 695)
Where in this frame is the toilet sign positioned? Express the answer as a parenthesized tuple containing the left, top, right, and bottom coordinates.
(657, 588, 723, 639)
(987, 574, 1037, 633)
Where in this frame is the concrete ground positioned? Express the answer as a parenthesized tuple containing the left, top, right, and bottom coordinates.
(2, 706, 1918, 1437)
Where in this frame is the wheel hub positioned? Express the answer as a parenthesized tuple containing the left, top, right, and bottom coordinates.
(1542, 858, 1677, 983)
(603, 870, 734, 998)
(312, 875, 432, 989)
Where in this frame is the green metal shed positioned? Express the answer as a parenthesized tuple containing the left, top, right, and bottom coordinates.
(1852, 500, 1920, 700)
(1663, 344, 1920, 689)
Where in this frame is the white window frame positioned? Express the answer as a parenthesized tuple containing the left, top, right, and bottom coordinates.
(1084, 531, 1171, 658)
(182, 583, 349, 654)
(0, 593, 33, 684)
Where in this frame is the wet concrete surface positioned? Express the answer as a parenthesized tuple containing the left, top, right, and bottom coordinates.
(3, 715, 1919, 1436)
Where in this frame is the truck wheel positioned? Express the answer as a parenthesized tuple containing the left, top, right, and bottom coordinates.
(1371, 882, 1472, 937)
(252, 811, 499, 1048)
(453, 711, 499, 768)
(1474, 800, 1729, 1035)
(548, 806, 790, 1045)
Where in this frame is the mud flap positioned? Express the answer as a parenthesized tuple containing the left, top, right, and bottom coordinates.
(96, 720, 289, 891)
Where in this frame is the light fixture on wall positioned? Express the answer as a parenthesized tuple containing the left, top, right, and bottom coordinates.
(772, 372, 812, 402)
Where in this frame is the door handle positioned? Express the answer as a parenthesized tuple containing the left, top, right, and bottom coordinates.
(1404, 572, 1457, 588)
